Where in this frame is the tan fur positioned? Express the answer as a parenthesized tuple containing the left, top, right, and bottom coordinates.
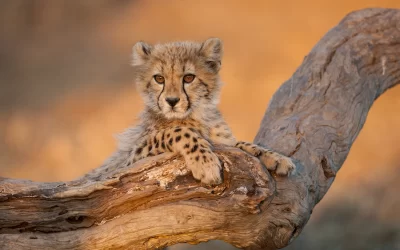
(105, 38, 295, 185)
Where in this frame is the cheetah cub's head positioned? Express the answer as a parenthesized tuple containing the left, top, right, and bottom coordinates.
(132, 38, 223, 119)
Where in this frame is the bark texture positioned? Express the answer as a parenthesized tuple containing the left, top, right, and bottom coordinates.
(1, 8, 400, 250)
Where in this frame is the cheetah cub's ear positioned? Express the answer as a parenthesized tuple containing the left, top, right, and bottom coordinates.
(132, 41, 153, 66)
(200, 38, 223, 73)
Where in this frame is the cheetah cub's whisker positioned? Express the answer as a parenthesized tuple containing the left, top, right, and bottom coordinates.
(105, 38, 296, 185)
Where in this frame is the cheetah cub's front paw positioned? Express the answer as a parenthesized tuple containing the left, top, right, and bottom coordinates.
(235, 142, 296, 176)
(259, 151, 296, 176)
(187, 152, 222, 185)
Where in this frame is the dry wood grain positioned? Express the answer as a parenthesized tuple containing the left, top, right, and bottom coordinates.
(1, 8, 399, 250)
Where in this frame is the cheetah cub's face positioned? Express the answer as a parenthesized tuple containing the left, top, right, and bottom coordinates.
(132, 38, 223, 119)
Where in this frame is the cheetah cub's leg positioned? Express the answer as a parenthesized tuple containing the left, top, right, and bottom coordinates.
(235, 142, 296, 176)
(166, 127, 222, 184)
(140, 127, 222, 185)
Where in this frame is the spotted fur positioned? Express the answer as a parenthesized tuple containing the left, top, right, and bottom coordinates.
(105, 38, 295, 185)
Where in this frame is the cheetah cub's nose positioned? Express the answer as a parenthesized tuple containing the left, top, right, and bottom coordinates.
(165, 97, 180, 107)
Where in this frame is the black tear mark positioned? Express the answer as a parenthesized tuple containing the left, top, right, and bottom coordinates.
(156, 77, 165, 110)
(182, 81, 191, 110)
(66, 215, 85, 224)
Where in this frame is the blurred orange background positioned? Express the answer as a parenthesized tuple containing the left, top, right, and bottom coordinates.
(1, 1, 399, 249)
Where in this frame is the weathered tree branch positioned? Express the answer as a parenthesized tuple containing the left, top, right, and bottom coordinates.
(1, 8, 399, 250)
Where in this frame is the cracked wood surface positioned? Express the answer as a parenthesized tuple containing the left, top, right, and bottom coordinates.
(1, 8, 400, 250)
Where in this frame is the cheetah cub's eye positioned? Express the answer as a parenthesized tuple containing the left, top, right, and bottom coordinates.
(183, 74, 195, 84)
(154, 75, 165, 84)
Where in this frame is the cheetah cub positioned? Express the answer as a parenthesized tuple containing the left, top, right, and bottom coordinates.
(107, 38, 295, 185)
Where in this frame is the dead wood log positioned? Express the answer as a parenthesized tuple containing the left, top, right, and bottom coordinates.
(1, 8, 399, 250)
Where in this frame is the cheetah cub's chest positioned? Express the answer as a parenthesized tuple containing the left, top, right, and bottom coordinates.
(111, 38, 295, 185)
